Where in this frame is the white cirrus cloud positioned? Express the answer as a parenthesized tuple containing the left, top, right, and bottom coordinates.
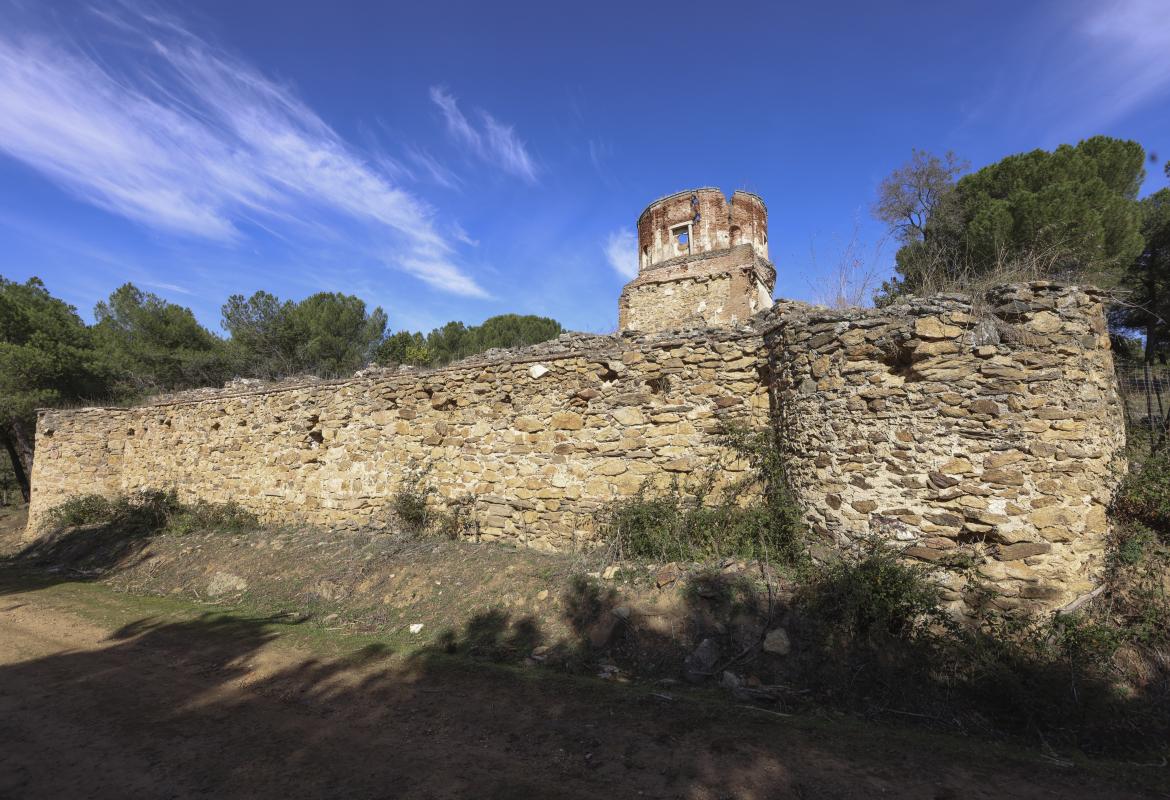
(429, 86, 538, 184)
(604, 228, 637, 279)
(0, 7, 490, 298)
(1078, 0, 1170, 126)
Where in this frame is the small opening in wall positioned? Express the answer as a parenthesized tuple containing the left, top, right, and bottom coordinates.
(308, 430, 324, 446)
(210, 421, 220, 432)
(677, 230, 689, 245)
(127, 428, 135, 437)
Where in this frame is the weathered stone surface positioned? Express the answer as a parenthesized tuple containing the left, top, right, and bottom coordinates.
(914, 317, 963, 340)
(28, 282, 1126, 617)
(762, 628, 791, 656)
(684, 638, 721, 683)
(764, 282, 1126, 616)
(996, 542, 1052, 561)
(207, 571, 247, 597)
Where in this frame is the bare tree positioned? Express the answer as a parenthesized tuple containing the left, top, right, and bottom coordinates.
(872, 149, 968, 244)
(809, 223, 885, 309)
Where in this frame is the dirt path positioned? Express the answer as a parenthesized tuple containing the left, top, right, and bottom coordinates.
(0, 577, 1162, 800)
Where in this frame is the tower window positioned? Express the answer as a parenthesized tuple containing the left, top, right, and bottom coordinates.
(670, 223, 692, 254)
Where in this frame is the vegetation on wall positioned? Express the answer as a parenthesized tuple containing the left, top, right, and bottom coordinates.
(603, 427, 804, 566)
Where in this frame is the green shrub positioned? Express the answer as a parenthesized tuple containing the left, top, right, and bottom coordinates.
(47, 494, 118, 527)
(391, 464, 435, 533)
(1113, 449, 1170, 535)
(434, 495, 475, 541)
(602, 426, 804, 565)
(390, 467, 475, 540)
(46, 490, 257, 534)
(800, 537, 954, 644)
(166, 500, 259, 535)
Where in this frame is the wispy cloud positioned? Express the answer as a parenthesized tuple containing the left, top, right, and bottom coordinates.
(604, 228, 637, 279)
(429, 86, 538, 183)
(407, 145, 463, 189)
(141, 280, 194, 295)
(1078, 0, 1170, 126)
(450, 221, 479, 247)
(0, 5, 490, 298)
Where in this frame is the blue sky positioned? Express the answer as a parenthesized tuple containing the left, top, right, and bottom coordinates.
(1, 0, 1168, 335)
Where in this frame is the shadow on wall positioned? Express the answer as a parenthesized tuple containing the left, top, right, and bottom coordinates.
(0, 574, 1150, 799)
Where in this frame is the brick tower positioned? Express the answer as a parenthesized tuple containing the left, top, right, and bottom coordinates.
(618, 188, 775, 332)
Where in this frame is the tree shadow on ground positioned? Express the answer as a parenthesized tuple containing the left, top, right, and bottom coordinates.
(3, 526, 1167, 794)
(0, 515, 192, 595)
(409, 565, 1170, 764)
(3, 582, 1155, 800)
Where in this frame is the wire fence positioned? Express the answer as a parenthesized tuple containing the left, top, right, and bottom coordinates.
(1116, 362, 1170, 444)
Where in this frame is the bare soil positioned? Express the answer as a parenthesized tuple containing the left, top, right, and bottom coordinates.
(0, 579, 1164, 797)
(0, 508, 1166, 798)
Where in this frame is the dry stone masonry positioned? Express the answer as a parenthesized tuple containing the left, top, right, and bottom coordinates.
(30, 328, 771, 550)
(766, 283, 1125, 614)
(28, 188, 1128, 615)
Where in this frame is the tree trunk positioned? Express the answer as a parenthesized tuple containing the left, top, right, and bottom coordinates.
(1, 428, 30, 503)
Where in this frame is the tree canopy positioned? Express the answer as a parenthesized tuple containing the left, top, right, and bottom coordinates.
(95, 283, 232, 394)
(877, 137, 1147, 301)
(222, 291, 388, 377)
(872, 149, 968, 245)
(0, 278, 109, 419)
(0, 277, 110, 498)
(1112, 189, 1170, 362)
(375, 313, 563, 368)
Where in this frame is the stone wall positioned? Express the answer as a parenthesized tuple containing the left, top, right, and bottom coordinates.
(764, 283, 1126, 614)
(29, 330, 769, 550)
(27, 282, 1127, 613)
(617, 245, 774, 332)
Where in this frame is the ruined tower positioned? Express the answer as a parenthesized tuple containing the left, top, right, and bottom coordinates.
(618, 188, 776, 332)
